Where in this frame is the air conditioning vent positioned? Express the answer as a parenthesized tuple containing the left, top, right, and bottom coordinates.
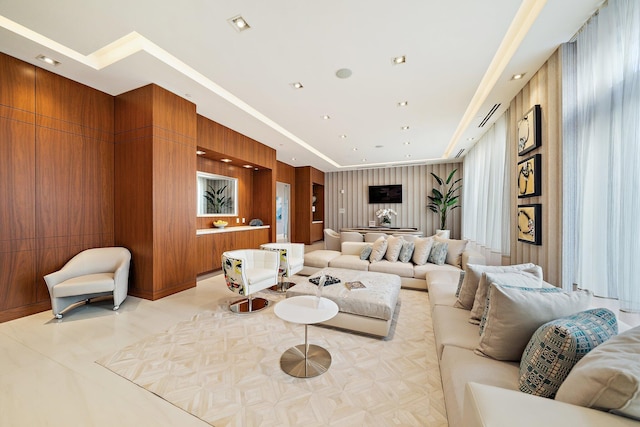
(478, 103, 501, 127)
(455, 149, 465, 158)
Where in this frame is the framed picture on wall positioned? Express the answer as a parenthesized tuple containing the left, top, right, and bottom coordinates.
(517, 105, 541, 156)
(517, 154, 541, 198)
(517, 204, 541, 245)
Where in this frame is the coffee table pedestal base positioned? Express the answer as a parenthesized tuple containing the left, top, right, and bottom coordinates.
(280, 344, 331, 378)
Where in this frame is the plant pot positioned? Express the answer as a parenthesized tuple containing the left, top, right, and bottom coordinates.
(436, 229, 450, 239)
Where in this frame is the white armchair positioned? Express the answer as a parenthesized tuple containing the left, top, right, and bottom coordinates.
(43, 247, 132, 319)
(260, 243, 304, 292)
(222, 249, 279, 313)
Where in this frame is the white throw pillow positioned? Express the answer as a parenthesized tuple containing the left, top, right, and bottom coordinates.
(468, 267, 543, 324)
(476, 284, 592, 361)
(454, 263, 535, 310)
(369, 236, 388, 263)
(555, 325, 640, 420)
(412, 237, 434, 266)
(384, 235, 404, 262)
(434, 236, 468, 268)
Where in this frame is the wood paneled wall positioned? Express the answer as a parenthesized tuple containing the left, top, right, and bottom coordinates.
(294, 166, 325, 244)
(0, 53, 115, 322)
(507, 48, 563, 286)
(115, 84, 197, 300)
(325, 163, 463, 239)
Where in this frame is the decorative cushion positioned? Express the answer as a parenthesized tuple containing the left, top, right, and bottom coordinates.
(359, 245, 373, 260)
(476, 284, 592, 361)
(369, 236, 388, 263)
(455, 271, 465, 297)
(384, 235, 404, 262)
(519, 308, 618, 398)
(434, 236, 468, 268)
(469, 267, 543, 324)
(398, 241, 415, 263)
(454, 263, 535, 310)
(412, 237, 434, 266)
(427, 241, 448, 265)
(555, 325, 640, 420)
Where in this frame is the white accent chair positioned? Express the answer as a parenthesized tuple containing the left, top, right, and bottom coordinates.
(43, 247, 132, 319)
(323, 228, 341, 251)
(260, 242, 305, 292)
(222, 249, 279, 313)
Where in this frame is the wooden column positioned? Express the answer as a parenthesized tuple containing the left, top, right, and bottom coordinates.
(115, 84, 197, 300)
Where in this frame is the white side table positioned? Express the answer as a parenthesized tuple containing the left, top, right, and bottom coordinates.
(274, 295, 339, 378)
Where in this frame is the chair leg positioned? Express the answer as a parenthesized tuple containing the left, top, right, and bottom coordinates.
(229, 296, 270, 314)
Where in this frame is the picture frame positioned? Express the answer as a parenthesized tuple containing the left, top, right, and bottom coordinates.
(517, 204, 541, 245)
(517, 105, 541, 156)
(368, 220, 376, 227)
(517, 154, 541, 198)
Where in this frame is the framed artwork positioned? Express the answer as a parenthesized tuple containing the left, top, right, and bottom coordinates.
(517, 154, 541, 198)
(517, 105, 541, 156)
(517, 204, 541, 245)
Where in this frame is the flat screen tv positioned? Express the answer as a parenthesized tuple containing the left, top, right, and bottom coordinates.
(369, 185, 402, 204)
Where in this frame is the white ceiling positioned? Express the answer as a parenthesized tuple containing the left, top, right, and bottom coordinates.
(0, 0, 603, 172)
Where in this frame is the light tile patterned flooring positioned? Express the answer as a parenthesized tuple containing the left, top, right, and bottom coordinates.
(0, 272, 447, 427)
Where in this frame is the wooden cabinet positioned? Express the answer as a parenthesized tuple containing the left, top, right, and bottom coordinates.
(196, 227, 270, 274)
(294, 166, 325, 244)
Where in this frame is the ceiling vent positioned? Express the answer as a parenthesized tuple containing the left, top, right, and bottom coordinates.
(455, 149, 465, 158)
(478, 103, 501, 127)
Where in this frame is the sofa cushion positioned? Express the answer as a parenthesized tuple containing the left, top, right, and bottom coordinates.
(455, 263, 535, 310)
(435, 236, 469, 268)
(428, 241, 448, 265)
(369, 236, 388, 263)
(476, 284, 592, 361)
(359, 245, 372, 260)
(432, 305, 481, 359)
(427, 280, 459, 309)
(303, 250, 341, 268)
(328, 255, 370, 271)
(368, 260, 415, 278)
(414, 262, 460, 280)
(555, 325, 640, 420)
(469, 267, 543, 324)
(384, 235, 404, 262)
(412, 237, 434, 265)
(519, 308, 618, 398)
(398, 240, 415, 263)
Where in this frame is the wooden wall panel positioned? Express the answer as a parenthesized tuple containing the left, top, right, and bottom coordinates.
(507, 49, 564, 286)
(324, 163, 463, 239)
(196, 228, 269, 274)
(253, 169, 276, 241)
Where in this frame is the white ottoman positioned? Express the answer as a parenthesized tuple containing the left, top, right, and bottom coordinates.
(287, 267, 401, 337)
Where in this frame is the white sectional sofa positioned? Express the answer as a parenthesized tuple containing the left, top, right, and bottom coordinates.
(302, 234, 485, 290)
(427, 269, 640, 427)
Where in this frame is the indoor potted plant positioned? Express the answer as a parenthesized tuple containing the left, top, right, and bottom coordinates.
(427, 169, 461, 237)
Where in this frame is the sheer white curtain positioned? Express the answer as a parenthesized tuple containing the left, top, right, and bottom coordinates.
(462, 113, 509, 265)
(574, 0, 640, 312)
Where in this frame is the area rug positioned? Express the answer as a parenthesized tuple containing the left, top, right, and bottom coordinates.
(97, 285, 447, 426)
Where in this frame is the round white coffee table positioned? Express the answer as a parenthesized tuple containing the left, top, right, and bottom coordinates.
(274, 295, 339, 378)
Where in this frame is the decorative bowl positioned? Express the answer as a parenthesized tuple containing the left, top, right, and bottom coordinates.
(213, 220, 228, 228)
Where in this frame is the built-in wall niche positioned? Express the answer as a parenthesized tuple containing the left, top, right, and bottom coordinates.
(197, 171, 238, 216)
(312, 183, 324, 222)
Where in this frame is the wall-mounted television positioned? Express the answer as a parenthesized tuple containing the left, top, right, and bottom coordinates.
(369, 185, 402, 204)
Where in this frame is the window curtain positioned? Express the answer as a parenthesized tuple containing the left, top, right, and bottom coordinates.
(573, 0, 640, 312)
(462, 113, 509, 265)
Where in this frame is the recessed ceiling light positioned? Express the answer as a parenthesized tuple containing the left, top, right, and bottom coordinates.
(36, 54, 60, 66)
(243, 164, 253, 169)
(322, 115, 331, 120)
(228, 15, 251, 32)
(392, 55, 406, 65)
(221, 158, 232, 163)
(339, 134, 347, 139)
(290, 82, 304, 89)
(511, 73, 526, 80)
(196, 150, 206, 155)
(397, 101, 408, 107)
(335, 68, 352, 79)
(403, 141, 411, 145)
(405, 154, 412, 158)
(361, 158, 367, 162)
(291, 157, 296, 161)
(352, 148, 358, 151)
(467, 137, 475, 141)
(401, 126, 410, 130)
(375, 145, 384, 148)
(185, 93, 192, 99)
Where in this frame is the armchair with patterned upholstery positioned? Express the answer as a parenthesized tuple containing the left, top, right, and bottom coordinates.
(260, 242, 304, 292)
(222, 249, 279, 313)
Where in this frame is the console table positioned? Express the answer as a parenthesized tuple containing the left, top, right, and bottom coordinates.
(340, 227, 423, 236)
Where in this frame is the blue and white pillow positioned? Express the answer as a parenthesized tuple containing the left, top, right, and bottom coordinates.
(398, 241, 415, 263)
(519, 308, 618, 398)
(427, 241, 448, 265)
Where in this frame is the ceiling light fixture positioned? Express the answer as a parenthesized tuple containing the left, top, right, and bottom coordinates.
(511, 73, 526, 80)
(196, 150, 206, 155)
(405, 154, 412, 158)
(335, 68, 352, 79)
(243, 164, 253, 169)
(36, 54, 60, 66)
(401, 126, 410, 130)
(339, 134, 347, 139)
(361, 158, 367, 162)
(291, 157, 296, 161)
(392, 55, 406, 65)
(403, 141, 411, 145)
(220, 158, 232, 163)
(228, 15, 251, 32)
(397, 101, 408, 107)
(352, 148, 358, 151)
(290, 82, 304, 89)
(322, 115, 330, 120)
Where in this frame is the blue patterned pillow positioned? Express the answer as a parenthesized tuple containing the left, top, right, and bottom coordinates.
(427, 241, 448, 265)
(398, 241, 415, 263)
(519, 308, 618, 398)
(360, 245, 373, 260)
